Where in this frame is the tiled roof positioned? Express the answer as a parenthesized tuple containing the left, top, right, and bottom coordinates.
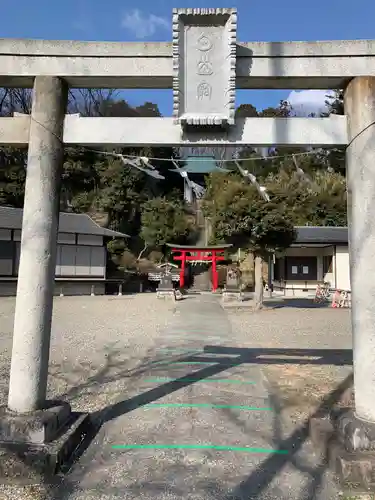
(295, 226, 348, 244)
(0, 206, 129, 238)
(170, 155, 224, 174)
(166, 243, 232, 249)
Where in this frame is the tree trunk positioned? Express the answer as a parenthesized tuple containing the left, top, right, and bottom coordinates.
(267, 254, 273, 298)
(137, 243, 148, 261)
(254, 254, 264, 311)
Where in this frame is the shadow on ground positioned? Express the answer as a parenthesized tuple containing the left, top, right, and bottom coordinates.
(226, 373, 353, 500)
(263, 298, 332, 309)
(1, 345, 353, 499)
(202, 346, 353, 366)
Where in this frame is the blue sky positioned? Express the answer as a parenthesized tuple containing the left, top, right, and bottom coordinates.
(3, 0, 375, 115)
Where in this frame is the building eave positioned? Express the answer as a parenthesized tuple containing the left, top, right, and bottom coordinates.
(166, 243, 233, 250)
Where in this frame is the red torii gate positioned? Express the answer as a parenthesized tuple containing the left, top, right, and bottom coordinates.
(166, 244, 232, 292)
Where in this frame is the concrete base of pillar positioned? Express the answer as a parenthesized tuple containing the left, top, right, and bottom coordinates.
(310, 409, 375, 490)
(222, 289, 244, 302)
(0, 401, 71, 444)
(156, 289, 176, 301)
(0, 401, 95, 483)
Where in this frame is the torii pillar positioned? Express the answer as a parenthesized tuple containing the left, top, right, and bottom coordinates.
(346, 77, 375, 425)
(0, 77, 91, 480)
(8, 76, 67, 414)
(312, 77, 375, 489)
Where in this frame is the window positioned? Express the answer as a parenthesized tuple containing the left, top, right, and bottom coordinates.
(286, 257, 317, 281)
(13, 243, 106, 278)
(57, 232, 76, 245)
(59, 245, 76, 276)
(77, 234, 103, 246)
(15, 242, 21, 275)
(56, 244, 105, 277)
(0, 241, 14, 276)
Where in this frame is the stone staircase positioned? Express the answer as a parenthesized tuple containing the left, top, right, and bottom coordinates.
(88, 211, 110, 228)
(190, 264, 212, 292)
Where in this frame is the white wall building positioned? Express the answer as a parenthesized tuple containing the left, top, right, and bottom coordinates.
(273, 226, 350, 296)
(0, 206, 128, 296)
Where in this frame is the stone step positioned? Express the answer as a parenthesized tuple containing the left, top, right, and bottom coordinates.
(191, 271, 212, 291)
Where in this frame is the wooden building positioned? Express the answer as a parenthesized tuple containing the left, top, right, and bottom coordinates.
(273, 226, 350, 296)
(0, 206, 128, 296)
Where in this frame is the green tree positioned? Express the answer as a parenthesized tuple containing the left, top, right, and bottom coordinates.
(134, 102, 162, 117)
(235, 103, 258, 118)
(309, 170, 347, 226)
(203, 172, 296, 309)
(95, 156, 151, 234)
(265, 168, 347, 226)
(60, 147, 101, 211)
(326, 90, 344, 115)
(322, 90, 345, 174)
(0, 148, 26, 207)
(259, 100, 291, 117)
(140, 197, 192, 257)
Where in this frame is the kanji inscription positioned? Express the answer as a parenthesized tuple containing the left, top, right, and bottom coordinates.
(172, 8, 237, 127)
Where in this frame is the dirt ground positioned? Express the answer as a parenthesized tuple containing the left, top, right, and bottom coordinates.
(266, 363, 354, 423)
(227, 304, 353, 425)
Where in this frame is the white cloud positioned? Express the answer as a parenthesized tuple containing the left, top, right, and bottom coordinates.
(286, 90, 335, 116)
(121, 9, 169, 39)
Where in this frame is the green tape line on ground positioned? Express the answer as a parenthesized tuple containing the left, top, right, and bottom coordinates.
(144, 403, 272, 411)
(152, 360, 211, 366)
(154, 360, 223, 366)
(169, 361, 220, 365)
(112, 443, 288, 454)
(157, 348, 202, 354)
(144, 377, 255, 385)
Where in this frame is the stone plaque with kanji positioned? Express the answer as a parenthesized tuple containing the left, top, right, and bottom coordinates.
(172, 8, 237, 127)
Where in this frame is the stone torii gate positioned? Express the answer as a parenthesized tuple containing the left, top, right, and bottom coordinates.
(0, 7, 374, 485)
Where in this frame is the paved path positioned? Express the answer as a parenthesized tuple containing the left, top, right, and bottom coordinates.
(59, 295, 338, 500)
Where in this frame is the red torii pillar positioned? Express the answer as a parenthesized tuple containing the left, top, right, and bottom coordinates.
(177, 250, 188, 288)
(170, 248, 225, 292)
(211, 250, 218, 291)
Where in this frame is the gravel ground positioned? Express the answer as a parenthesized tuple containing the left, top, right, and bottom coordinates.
(0, 294, 175, 411)
(0, 294, 175, 500)
(0, 295, 354, 499)
(227, 303, 352, 351)
(227, 305, 353, 422)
